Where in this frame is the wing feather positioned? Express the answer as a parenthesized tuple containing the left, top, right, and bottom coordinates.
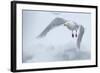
(37, 17, 66, 38)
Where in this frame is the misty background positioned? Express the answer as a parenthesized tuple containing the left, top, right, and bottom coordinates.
(22, 10, 91, 63)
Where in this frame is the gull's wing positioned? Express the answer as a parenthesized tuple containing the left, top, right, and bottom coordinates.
(77, 25, 84, 49)
(37, 17, 66, 38)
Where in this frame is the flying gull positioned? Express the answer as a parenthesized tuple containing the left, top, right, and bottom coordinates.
(37, 17, 84, 49)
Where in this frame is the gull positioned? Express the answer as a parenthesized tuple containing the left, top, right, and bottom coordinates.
(64, 20, 84, 49)
(37, 17, 84, 49)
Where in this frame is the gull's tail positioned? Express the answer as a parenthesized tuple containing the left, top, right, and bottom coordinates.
(77, 25, 84, 49)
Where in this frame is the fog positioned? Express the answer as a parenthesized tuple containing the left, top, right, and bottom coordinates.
(22, 10, 91, 63)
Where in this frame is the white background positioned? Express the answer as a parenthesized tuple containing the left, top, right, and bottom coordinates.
(0, 0, 99, 73)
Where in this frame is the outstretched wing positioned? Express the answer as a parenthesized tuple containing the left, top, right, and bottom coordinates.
(37, 17, 66, 38)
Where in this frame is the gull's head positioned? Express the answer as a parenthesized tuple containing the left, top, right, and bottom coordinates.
(64, 20, 79, 31)
(64, 21, 75, 30)
(64, 20, 75, 26)
(64, 21, 70, 27)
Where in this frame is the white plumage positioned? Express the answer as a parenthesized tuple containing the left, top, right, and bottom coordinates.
(64, 20, 79, 31)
